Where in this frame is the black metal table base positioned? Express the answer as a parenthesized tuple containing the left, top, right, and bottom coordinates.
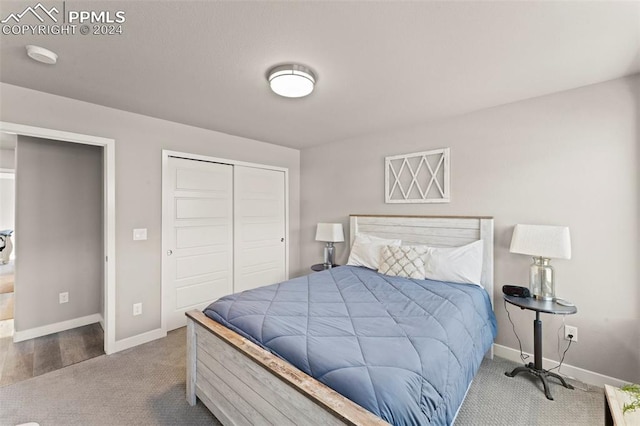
(505, 362, 574, 400)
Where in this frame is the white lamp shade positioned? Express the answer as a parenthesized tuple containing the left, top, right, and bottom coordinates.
(315, 223, 344, 243)
(510, 224, 571, 259)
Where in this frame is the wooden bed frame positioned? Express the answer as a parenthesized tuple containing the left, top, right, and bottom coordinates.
(186, 215, 494, 425)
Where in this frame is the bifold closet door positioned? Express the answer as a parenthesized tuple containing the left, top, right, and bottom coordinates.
(233, 166, 286, 292)
(163, 157, 233, 331)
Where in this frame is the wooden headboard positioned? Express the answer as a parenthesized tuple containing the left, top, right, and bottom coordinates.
(349, 214, 494, 307)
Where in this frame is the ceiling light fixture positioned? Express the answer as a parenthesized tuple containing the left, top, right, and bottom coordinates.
(267, 64, 316, 98)
(26, 45, 58, 65)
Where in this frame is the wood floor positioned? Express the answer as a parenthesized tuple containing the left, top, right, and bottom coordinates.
(0, 322, 104, 387)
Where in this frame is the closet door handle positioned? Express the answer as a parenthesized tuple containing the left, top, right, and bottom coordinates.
(280, 238, 285, 242)
(167, 250, 173, 256)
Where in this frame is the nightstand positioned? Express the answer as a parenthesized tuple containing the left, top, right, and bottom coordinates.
(503, 294, 577, 400)
(310, 263, 339, 272)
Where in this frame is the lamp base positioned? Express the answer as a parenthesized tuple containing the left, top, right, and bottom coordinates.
(533, 294, 554, 301)
(323, 243, 335, 268)
(530, 257, 555, 301)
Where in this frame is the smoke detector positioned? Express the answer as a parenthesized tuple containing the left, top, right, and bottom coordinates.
(26, 45, 58, 65)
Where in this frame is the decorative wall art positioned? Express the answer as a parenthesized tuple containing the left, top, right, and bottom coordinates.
(385, 148, 450, 203)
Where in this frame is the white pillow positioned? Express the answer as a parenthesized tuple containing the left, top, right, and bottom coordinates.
(424, 240, 484, 286)
(378, 245, 428, 279)
(347, 233, 402, 270)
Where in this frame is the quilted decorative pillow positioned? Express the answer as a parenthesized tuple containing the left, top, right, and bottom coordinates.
(378, 245, 428, 279)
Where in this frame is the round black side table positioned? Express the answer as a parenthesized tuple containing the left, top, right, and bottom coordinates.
(503, 294, 577, 400)
(310, 263, 339, 272)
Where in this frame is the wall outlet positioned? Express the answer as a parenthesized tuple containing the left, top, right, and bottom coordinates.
(59, 292, 69, 304)
(564, 325, 578, 342)
(133, 303, 142, 316)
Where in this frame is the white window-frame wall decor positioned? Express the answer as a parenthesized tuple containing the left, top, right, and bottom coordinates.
(385, 148, 450, 204)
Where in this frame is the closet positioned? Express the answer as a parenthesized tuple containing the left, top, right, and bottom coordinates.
(162, 155, 287, 331)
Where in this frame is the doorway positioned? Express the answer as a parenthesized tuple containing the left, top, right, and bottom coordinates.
(0, 122, 115, 355)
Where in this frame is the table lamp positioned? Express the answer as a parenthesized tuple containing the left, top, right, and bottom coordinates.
(315, 223, 344, 268)
(509, 224, 571, 301)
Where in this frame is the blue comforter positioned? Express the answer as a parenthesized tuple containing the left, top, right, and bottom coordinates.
(204, 266, 497, 425)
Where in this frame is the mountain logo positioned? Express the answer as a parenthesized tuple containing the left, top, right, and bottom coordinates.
(1, 3, 59, 24)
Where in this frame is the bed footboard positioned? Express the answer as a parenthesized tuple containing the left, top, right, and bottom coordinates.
(186, 317, 197, 406)
(186, 310, 388, 426)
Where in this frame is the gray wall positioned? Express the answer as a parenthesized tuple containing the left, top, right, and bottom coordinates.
(15, 136, 103, 331)
(0, 148, 14, 169)
(300, 75, 640, 383)
(0, 83, 301, 341)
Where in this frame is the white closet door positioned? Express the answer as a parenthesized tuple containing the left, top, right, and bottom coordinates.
(163, 157, 233, 331)
(234, 166, 286, 292)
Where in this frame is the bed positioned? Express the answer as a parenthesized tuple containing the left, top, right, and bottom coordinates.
(186, 215, 496, 425)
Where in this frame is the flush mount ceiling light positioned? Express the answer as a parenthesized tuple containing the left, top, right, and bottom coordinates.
(26, 45, 58, 64)
(268, 64, 316, 98)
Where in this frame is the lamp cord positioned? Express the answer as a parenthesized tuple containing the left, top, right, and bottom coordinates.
(504, 300, 530, 363)
(555, 317, 565, 372)
(504, 301, 595, 393)
(547, 338, 571, 372)
(550, 318, 593, 392)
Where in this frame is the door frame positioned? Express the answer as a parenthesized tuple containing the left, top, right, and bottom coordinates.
(0, 121, 116, 355)
(161, 150, 289, 333)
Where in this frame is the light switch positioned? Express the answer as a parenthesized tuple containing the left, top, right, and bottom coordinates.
(133, 228, 147, 241)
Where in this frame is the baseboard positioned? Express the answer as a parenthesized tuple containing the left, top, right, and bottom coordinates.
(111, 327, 166, 353)
(13, 313, 101, 342)
(494, 344, 628, 388)
(98, 314, 105, 331)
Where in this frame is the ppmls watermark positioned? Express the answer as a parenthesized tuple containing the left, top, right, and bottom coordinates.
(1, 2, 126, 36)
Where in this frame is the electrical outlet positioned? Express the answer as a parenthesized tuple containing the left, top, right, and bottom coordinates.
(564, 325, 578, 342)
(59, 292, 69, 304)
(133, 303, 142, 316)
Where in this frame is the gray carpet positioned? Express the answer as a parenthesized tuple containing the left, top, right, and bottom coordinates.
(0, 328, 219, 426)
(456, 357, 603, 425)
(0, 328, 603, 425)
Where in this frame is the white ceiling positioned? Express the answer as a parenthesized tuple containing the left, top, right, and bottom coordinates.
(1, 1, 639, 149)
